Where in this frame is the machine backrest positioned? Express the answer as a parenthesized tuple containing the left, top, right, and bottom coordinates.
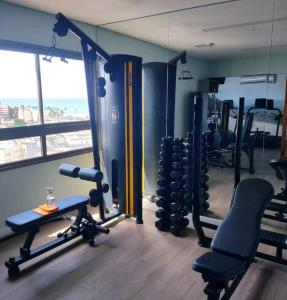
(242, 113, 254, 144)
(211, 178, 273, 261)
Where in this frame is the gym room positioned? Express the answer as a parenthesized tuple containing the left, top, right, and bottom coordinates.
(0, 0, 287, 299)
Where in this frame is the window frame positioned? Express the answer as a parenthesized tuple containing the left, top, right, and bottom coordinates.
(0, 39, 92, 172)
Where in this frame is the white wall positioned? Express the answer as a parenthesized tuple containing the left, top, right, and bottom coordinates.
(0, 2, 209, 236)
(208, 53, 287, 78)
(216, 74, 287, 109)
(0, 153, 95, 237)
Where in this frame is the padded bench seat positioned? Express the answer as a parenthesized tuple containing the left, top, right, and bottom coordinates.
(192, 252, 245, 282)
(6, 195, 89, 233)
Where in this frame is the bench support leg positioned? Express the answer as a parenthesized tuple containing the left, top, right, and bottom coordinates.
(20, 228, 39, 257)
(5, 205, 110, 277)
(202, 270, 246, 300)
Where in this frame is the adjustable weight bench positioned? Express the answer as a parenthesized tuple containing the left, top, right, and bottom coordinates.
(5, 164, 109, 277)
(192, 178, 274, 300)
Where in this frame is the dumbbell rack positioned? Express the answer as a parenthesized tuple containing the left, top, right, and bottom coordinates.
(155, 134, 209, 236)
(155, 137, 173, 231)
(169, 138, 189, 236)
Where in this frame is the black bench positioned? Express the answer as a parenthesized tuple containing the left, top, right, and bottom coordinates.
(5, 164, 110, 277)
(192, 178, 274, 300)
(6, 196, 89, 232)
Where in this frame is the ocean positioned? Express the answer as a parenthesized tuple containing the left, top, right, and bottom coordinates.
(0, 98, 89, 116)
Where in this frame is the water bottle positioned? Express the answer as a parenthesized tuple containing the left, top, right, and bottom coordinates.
(46, 187, 56, 208)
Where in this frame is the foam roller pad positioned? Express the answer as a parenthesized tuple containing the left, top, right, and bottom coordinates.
(59, 164, 80, 178)
(78, 168, 103, 182)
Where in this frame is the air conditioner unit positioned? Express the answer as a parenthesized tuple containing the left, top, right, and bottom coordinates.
(240, 74, 277, 84)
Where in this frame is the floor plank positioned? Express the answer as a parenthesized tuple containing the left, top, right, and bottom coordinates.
(1, 148, 287, 299)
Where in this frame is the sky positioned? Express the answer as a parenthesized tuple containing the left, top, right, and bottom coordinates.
(0, 50, 88, 100)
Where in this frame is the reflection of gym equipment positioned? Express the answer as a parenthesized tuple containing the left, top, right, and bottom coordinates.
(247, 98, 282, 149)
(5, 13, 143, 277)
(191, 97, 287, 298)
(207, 112, 257, 174)
(143, 51, 189, 196)
(266, 83, 287, 223)
(265, 159, 287, 223)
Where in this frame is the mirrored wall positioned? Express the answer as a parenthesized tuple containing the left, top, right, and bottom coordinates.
(96, 0, 287, 231)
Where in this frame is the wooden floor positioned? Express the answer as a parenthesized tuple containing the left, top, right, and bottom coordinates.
(1, 148, 287, 300)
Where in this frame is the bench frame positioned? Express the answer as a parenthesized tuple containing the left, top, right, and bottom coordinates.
(5, 204, 111, 277)
(200, 263, 249, 300)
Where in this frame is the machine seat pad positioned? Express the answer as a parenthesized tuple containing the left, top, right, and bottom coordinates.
(6, 196, 89, 232)
(192, 252, 245, 282)
(211, 178, 273, 260)
(270, 159, 287, 180)
(270, 159, 287, 169)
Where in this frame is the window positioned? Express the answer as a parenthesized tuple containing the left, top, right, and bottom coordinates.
(0, 137, 42, 164)
(0, 46, 92, 169)
(46, 130, 92, 155)
(39, 55, 89, 123)
(0, 50, 39, 128)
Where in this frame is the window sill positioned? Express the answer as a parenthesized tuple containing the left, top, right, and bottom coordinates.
(0, 147, 93, 172)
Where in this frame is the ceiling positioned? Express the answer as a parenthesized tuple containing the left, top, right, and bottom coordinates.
(5, 0, 287, 60)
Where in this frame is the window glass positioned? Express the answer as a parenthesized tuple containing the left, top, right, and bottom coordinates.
(40, 56, 89, 123)
(46, 130, 92, 155)
(0, 50, 39, 128)
(0, 137, 42, 164)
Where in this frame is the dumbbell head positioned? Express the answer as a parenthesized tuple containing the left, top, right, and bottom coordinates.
(155, 197, 171, 210)
(201, 183, 209, 191)
(156, 187, 168, 197)
(170, 225, 183, 236)
(155, 219, 171, 231)
(157, 177, 167, 187)
(201, 192, 209, 201)
(170, 202, 183, 212)
(170, 212, 187, 223)
(170, 180, 182, 191)
(179, 217, 189, 227)
(183, 184, 192, 193)
(170, 170, 180, 180)
(172, 162, 182, 170)
(171, 191, 180, 201)
(155, 208, 170, 219)
(158, 168, 168, 177)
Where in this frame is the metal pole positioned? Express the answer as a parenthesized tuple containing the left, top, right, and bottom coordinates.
(192, 93, 209, 247)
(54, 13, 111, 62)
(234, 97, 245, 189)
(81, 42, 101, 171)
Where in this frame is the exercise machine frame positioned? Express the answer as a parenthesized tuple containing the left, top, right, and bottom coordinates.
(191, 95, 287, 267)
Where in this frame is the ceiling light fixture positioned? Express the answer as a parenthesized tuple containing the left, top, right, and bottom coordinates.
(203, 16, 287, 33)
(195, 43, 216, 48)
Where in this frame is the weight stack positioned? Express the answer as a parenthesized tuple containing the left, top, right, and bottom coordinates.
(155, 137, 174, 231)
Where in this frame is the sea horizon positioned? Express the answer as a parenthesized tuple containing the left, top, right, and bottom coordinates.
(0, 98, 89, 115)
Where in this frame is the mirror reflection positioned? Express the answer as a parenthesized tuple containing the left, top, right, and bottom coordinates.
(99, 0, 287, 228)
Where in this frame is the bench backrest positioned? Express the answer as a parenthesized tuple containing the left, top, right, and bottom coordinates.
(211, 178, 273, 261)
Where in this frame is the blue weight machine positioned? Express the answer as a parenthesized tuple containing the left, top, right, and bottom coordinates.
(5, 13, 143, 277)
